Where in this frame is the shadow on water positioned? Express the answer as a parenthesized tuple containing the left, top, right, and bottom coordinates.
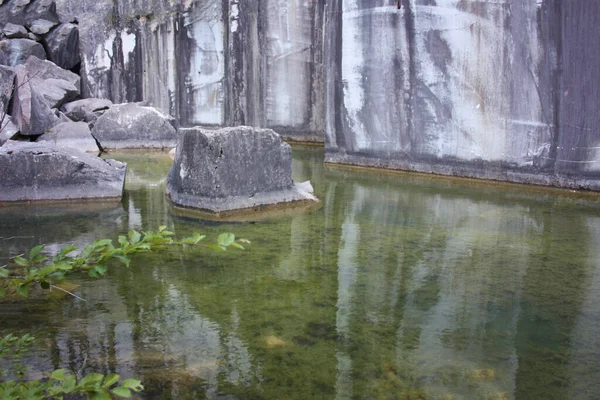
(1, 147, 600, 399)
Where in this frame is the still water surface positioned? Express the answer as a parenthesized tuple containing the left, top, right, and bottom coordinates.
(1, 147, 600, 399)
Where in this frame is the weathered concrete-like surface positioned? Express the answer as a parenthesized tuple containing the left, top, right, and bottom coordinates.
(166, 126, 318, 214)
(91, 103, 177, 149)
(0, 141, 126, 202)
(323, 0, 600, 190)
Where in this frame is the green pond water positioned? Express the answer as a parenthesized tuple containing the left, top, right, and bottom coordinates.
(1, 147, 600, 399)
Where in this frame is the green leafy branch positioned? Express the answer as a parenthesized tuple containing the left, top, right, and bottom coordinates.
(0, 227, 249, 299)
(0, 366, 143, 399)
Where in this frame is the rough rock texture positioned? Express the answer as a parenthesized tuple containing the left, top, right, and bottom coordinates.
(53, 0, 325, 141)
(61, 98, 112, 122)
(91, 103, 177, 149)
(37, 120, 99, 152)
(0, 38, 46, 66)
(25, 56, 80, 108)
(43, 22, 79, 70)
(0, 141, 126, 202)
(0, 64, 15, 111)
(0, 116, 18, 145)
(10, 64, 59, 135)
(2, 23, 28, 38)
(323, 0, 600, 191)
(166, 126, 318, 214)
(27, 18, 57, 35)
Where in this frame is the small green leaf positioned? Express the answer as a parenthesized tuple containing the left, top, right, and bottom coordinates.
(16, 284, 28, 297)
(121, 378, 143, 392)
(217, 233, 235, 247)
(94, 239, 113, 247)
(50, 369, 66, 381)
(40, 281, 50, 290)
(158, 225, 167, 232)
(79, 373, 105, 389)
(111, 386, 132, 398)
(128, 230, 142, 244)
(118, 236, 129, 247)
(89, 389, 112, 400)
(89, 265, 108, 278)
(230, 242, 245, 250)
(13, 256, 29, 267)
(205, 244, 226, 252)
(114, 256, 130, 267)
(102, 373, 120, 388)
(0, 268, 8, 278)
(29, 245, 44, 260)
(62, 375, 76, 392)
(193, 233, 206, 243)
(237, 239, 251, 244)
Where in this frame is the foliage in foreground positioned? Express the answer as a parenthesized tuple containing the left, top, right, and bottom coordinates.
(0, 227, 248, 399)
(0, 226, 249, 298)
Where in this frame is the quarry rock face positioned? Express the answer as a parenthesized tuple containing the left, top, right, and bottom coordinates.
(166, 126, 318, 214)
(91, 103, 177, 149)
(42, 22, 79, 70)
(0, 141, 126, 202)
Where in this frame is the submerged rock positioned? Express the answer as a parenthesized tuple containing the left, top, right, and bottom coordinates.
(91, 103, 177, 149)
(0, 141, 126, 202)
(61, 98, 112, 123)
(0, 38, 46, 66)
(37, 121, 99, 153)
(166, 126, 318, 214)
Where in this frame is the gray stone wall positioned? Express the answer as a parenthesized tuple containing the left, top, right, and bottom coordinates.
(54, 0, 325, 141)
(325, 0, 600, 190)
(49, 0, 600, 189)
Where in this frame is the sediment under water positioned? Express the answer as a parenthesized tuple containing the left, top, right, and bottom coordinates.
(1, 147, 599, 399)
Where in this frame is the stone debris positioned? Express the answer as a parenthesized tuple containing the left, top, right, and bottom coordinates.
(0, 141, 126, 202)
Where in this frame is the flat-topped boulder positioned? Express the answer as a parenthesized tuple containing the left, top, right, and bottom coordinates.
(0, 141, 126, 202)
(166, 126, 318, 215)
(36, 121, 99, 153)
(91, 103, 178, 149)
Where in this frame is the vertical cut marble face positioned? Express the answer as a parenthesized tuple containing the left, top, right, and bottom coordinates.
(335, 0, 552, 167)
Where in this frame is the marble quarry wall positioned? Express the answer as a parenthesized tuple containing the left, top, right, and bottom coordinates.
(47, 0, 600, 188)
(325, 0, 600, 189)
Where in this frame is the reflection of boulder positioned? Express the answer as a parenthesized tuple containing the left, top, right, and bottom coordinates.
(167, 126, 318, 215)
(0, 141, 125, 202)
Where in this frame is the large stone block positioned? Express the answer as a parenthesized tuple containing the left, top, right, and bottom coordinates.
(10, 63, 59, 135)
(25, 56, 80, 108)
(0, 141, 126, 202)
(0, 65, 16, 112)
(37, 121, 99, 153)
(0, 38, 46, 67)
(61, 98, 112, 123)
(43, 23, 79, 70)
(91, 103, 177, 149)
(166, 126, 318, 214)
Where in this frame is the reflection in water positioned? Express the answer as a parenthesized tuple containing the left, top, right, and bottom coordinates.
(1, 147, 600, 399)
